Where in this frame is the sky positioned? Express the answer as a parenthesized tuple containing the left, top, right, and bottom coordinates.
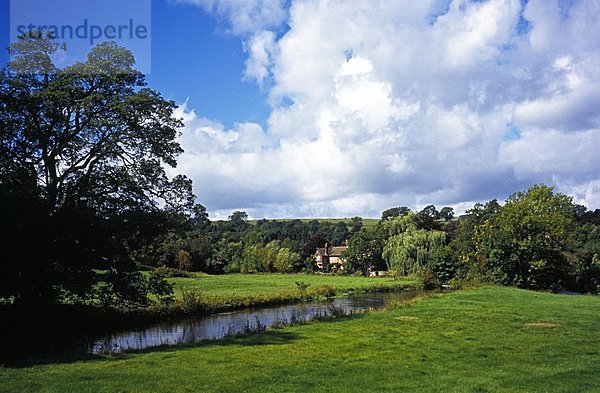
(3, 0, 600, 219)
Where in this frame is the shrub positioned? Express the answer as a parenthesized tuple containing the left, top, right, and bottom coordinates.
(148, 268, 175, 304)
(421, 269, 441, 290)
(180, 288, 203, 314)
(295, 281, 311, 295)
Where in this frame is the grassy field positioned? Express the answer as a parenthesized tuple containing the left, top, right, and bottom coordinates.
(2, 286, 598, 392)
(168, 273, 414, 299)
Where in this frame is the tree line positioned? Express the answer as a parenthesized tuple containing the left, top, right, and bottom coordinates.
(137, 183, 600, 294)
(348, 185, 600, 293)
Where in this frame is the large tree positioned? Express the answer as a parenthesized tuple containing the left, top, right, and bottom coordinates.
(483, 185, 577, 291)
(0, 36, 197, 305)
(381, 206, 411, 221)
(382, 214, 447, 276)
(344, 227, 386, 275)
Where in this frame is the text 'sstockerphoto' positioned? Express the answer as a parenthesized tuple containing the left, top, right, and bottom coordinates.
(10, 0, 151, 74)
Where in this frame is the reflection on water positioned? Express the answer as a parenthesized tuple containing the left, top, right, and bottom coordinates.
(91, 291, 419, 354)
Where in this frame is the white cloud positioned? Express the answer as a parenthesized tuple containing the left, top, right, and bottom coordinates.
(177, 0, 288, 35)
(513, 85, 600, 131)
(500, 128, 600, 181)
(568, 180, 600, 212)
(175, 0, 600, 218)
(436, 0, 521, 70)
(243, 31, 276, 85)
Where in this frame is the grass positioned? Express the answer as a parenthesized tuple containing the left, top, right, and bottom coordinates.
(168, 273, 414, 299)
(155, 273, 417, 315)
(2, 286, 598, 392)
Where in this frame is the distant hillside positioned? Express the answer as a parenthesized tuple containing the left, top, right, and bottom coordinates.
(245, 218, 380, 229)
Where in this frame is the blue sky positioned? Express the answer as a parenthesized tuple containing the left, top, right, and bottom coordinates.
(3, 0, 600, 219)
(2, 0, 270, 127)
(147, 0, 271, 126)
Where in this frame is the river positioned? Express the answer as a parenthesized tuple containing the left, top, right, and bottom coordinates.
(91, 290, 419, 354)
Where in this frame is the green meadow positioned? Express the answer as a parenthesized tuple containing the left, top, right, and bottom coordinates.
(168, 273, 414, 298)
(154, 273, 417, 314)
(2, 286, 598, 392)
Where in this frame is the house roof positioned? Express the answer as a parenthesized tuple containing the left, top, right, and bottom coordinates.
(315, 245, 347, 257)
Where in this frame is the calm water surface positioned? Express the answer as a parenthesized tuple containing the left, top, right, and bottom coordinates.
(91, 291, 419, 354)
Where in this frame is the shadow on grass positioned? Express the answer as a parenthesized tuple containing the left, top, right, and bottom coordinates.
(14, 330, 305, 368)
(104, 314, 368, 361)
(3, 312, 371, 368)
(0, 300, 376, 368)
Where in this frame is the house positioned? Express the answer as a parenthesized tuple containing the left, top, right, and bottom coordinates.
(314, 244, 347, 272)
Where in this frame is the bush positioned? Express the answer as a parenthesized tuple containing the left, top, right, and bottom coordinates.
(153, 265, 193, 278)
(313, 285, 336, 297)
(421, 269, 441, 290)
(180, 288, 203, 314)
(96, 270, 150, 310)
(148, 268, 175, 304)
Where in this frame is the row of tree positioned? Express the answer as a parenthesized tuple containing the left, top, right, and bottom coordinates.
(343, 185, 600, 293)
(133, 214, 359, 273)
(139, 183, 599, 294)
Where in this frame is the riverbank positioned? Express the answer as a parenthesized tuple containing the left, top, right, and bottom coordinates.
(159, 273, 419, 316)
(0, 274, 418, 366)
(1, 287, 598, 392)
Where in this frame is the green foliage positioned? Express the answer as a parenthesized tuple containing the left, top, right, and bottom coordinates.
(179, 287, 204, 314)
(439, 206, 455, 221)
(448, 199, 501, 280)
(428, 246, 460, 284)
(95, 267, 174, 309)
(330, 221, 350, 245)
(295, 281, 311, 295)
(482, 184, 576, 291)
(152, 265, 193, 278)
(168, 273, 416, 301)
(350, 216, 363, 233)
(443, 187, 600, 293)
(420, 269, 441, 290)
(236, 241, 301, 274)
(274, 248, 301, 273)
(415, 205, 442, 230)
(381, 206, 411, 221)
(214, 239, 244, 273)
(148, 268, 175, 305)
(568, 252, 600, 293)
(0, 36, 197, 306)
(97, 270, 150, 310)
(382, 214, 447, 276)
(228, 211, 250, 232)
(344, 227, 386, 275)
(382, 213, 417, 236)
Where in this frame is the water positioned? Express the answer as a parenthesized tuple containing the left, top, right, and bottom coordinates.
(91, 291, 419, 354)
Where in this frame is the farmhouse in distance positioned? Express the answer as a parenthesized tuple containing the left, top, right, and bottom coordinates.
(314, 244, 347, 272)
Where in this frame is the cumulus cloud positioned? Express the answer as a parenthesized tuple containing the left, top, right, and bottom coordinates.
(243, 30, 276, 85)
(175, 0, 600, 218)
(176, 0, 288, 35)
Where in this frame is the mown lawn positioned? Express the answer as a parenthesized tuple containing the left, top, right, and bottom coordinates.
(2, 287, 598, 392)
(168, 273, 416, 299)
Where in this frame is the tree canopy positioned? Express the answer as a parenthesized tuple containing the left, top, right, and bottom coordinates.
(0, 36, 198, 306)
